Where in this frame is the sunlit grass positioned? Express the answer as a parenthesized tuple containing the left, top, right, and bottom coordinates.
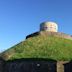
(1, 35, 72, 61)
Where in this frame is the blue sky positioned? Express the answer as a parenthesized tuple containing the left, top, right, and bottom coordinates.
(0, 0, 72, 52)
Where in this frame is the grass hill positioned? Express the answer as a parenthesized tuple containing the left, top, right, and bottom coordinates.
(1, 34, 72, 61)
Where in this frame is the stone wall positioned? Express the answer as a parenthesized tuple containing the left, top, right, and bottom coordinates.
(40, 31, 72, 40)
(26, 31, 72, 40)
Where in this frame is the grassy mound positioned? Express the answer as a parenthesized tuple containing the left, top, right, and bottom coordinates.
(1, 35, 72, 61)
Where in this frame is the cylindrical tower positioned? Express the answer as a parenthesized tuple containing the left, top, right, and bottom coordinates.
(40, 22, 58, 32)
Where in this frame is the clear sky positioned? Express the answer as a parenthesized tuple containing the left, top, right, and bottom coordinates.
(0, 0, 72, 52)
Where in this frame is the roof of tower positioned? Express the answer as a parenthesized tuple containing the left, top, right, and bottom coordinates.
(40, 21, 58, 25)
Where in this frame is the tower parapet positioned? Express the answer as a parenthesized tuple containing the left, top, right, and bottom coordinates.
(40, 22, 58, 32)
(26, 21, 72, 40)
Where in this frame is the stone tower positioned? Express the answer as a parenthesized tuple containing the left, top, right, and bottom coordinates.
(40, 22, 58, 32)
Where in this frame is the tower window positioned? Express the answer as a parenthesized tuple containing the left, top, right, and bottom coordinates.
(44, 27, 48, 29)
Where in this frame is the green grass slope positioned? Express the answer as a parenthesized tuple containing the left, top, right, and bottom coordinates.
(1, 35, 72, 61)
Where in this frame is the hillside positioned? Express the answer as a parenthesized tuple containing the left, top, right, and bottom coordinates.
(1, 34, 72, 61)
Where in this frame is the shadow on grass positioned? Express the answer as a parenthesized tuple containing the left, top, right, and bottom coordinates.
(7, 58, 57, 62)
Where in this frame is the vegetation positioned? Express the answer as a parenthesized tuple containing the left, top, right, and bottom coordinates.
(1, 35, 72, 61)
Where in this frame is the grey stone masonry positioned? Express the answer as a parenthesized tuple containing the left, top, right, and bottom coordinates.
(57, 61, 69, 72)
(26, 31, 72, 40)
(40, 31, 72, 40)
